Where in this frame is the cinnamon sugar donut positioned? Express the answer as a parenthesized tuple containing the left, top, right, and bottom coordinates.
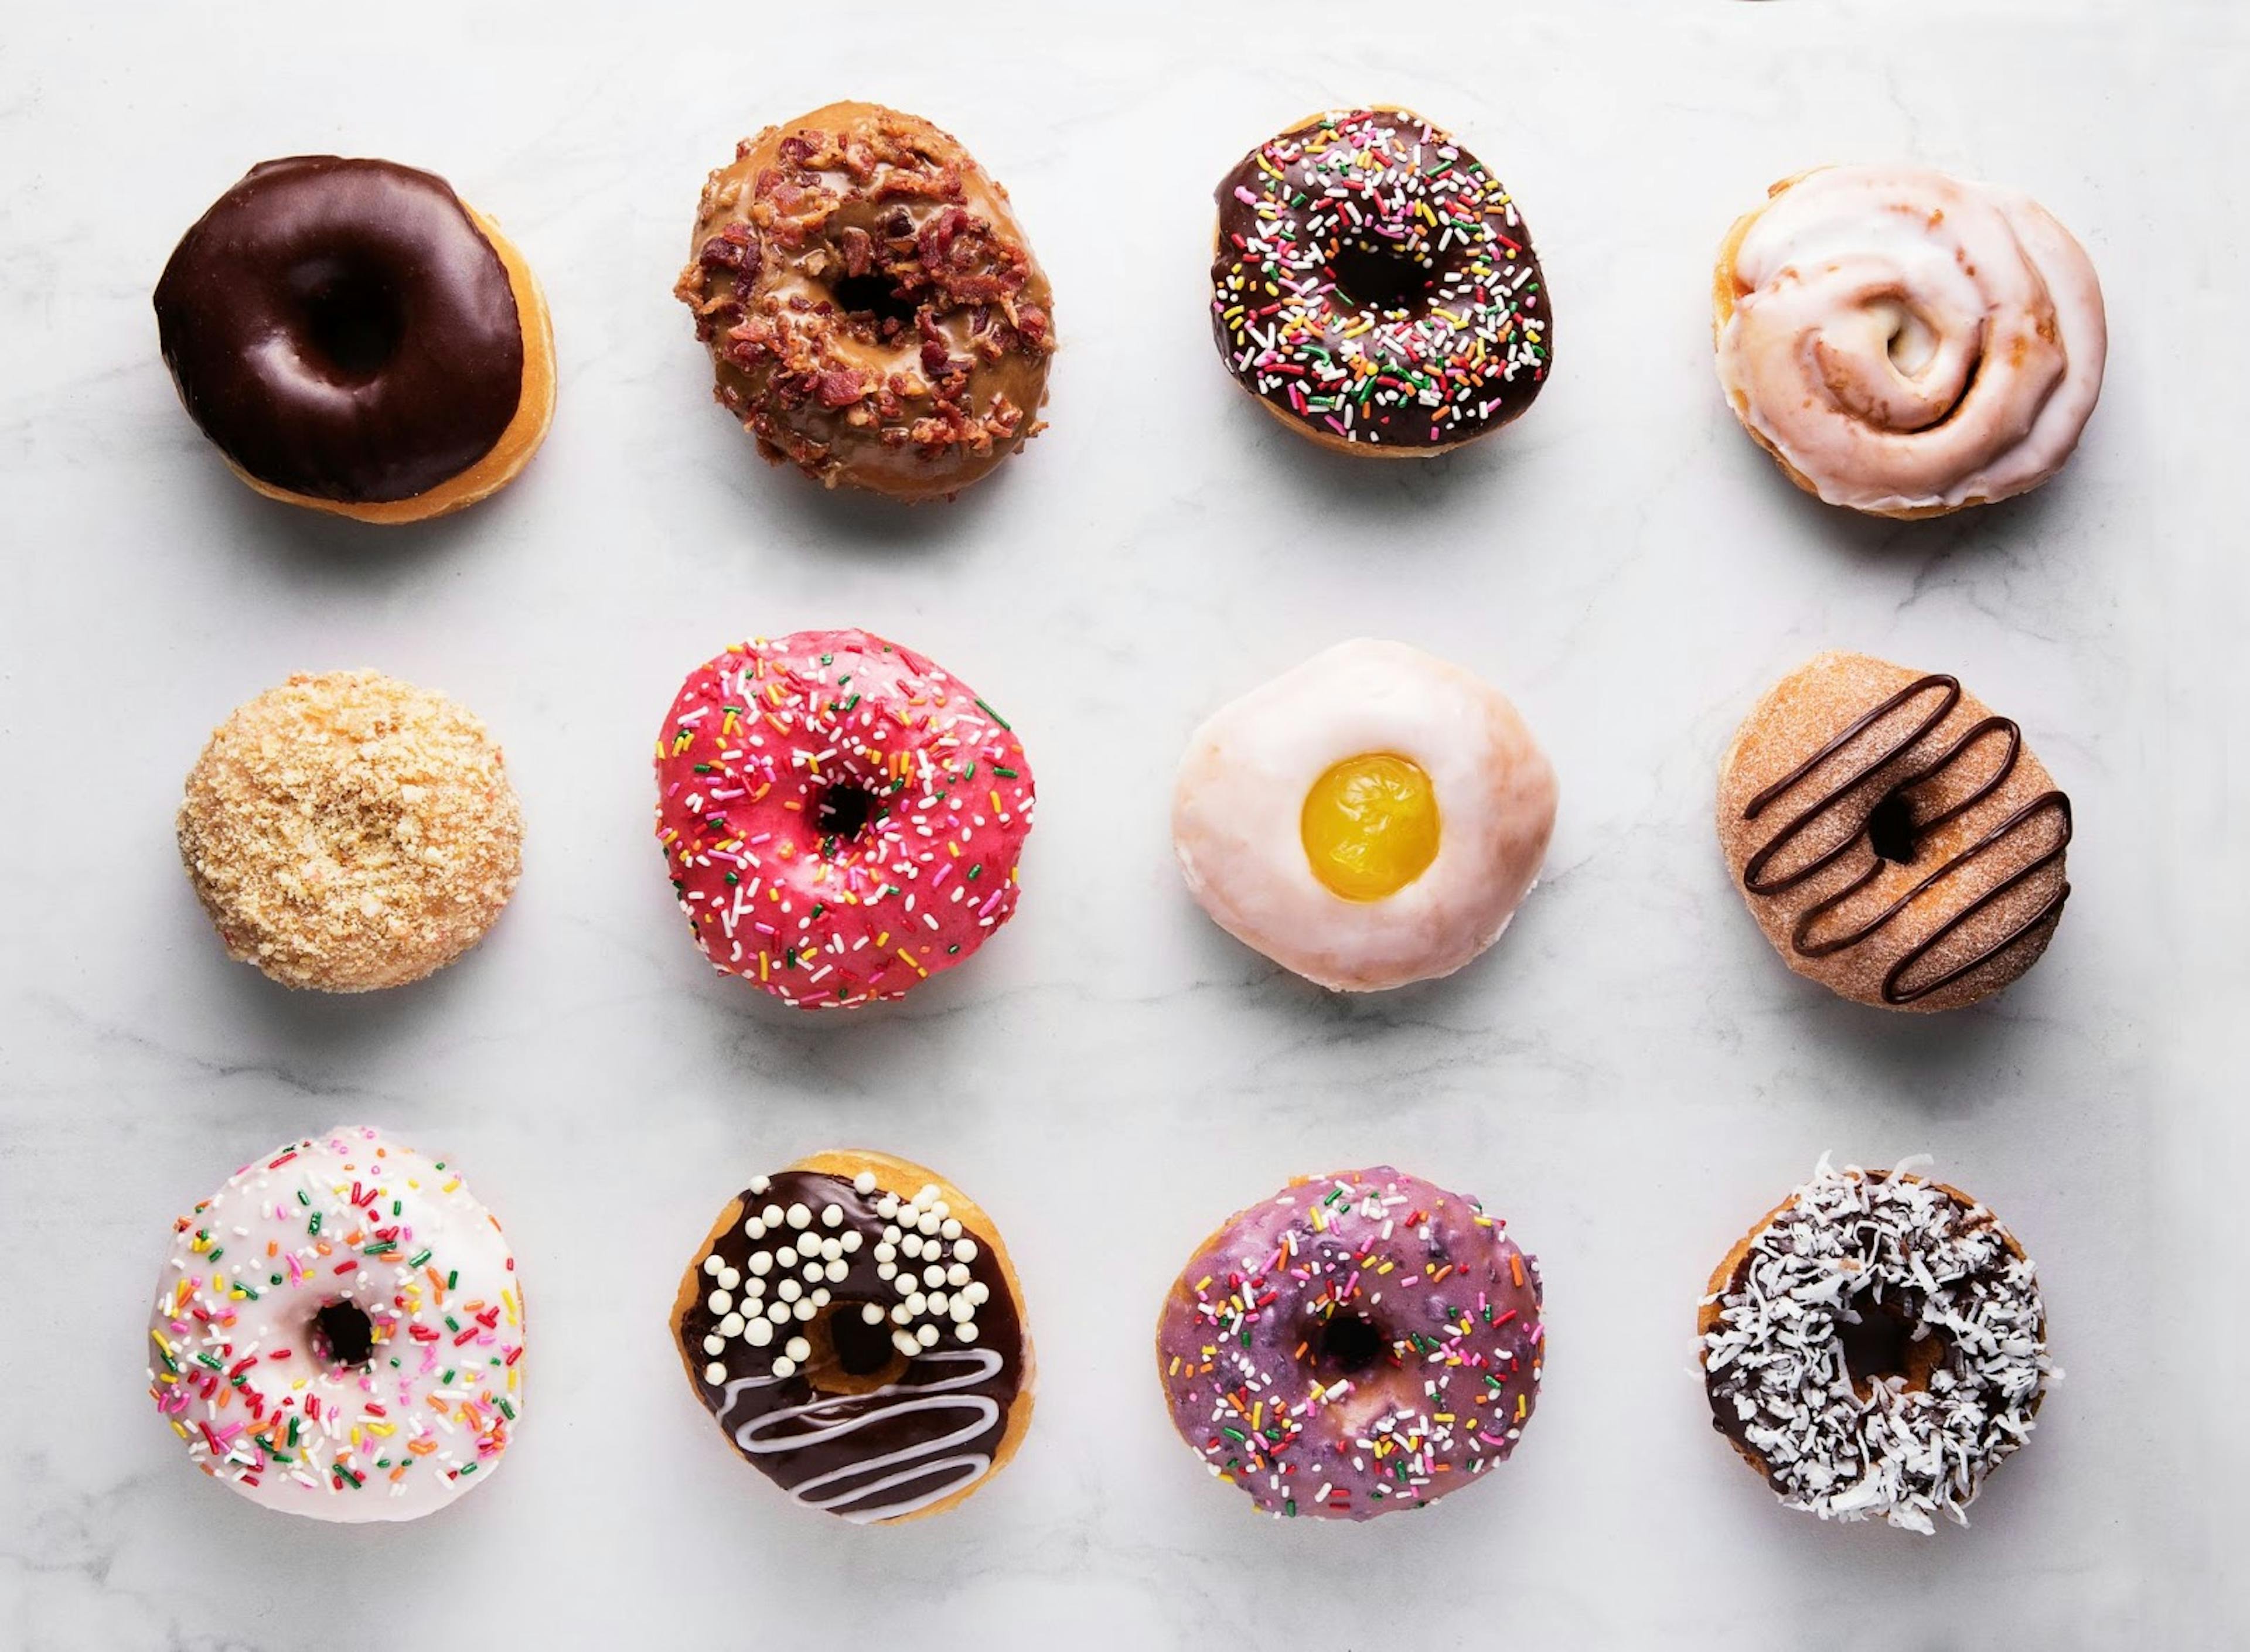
(671, 1151, 1033, 1524)
(675, 101, 1055, 500)
(1713, 164, 2105, 517)
(1717, 651, 2070, 1011)
(1699, 1158, 2053, 1533)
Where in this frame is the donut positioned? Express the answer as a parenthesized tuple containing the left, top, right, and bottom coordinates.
(671, 1150, 1034, 1524)
(178, 670, 523, 992)
(1210, 107, 1552, 456)
(1713, 164, 2105, 517)
(1172, 639, 1556, 991)
(1699, 1158, 2052, 1533)
(1154, 1166, 1543, 1520)
(154, 156, 555, 523)
(146, 1125, 525, 1521)
(653, 629, 1035, 1008)
(1717, 651, 2070, 1012)
(675, 101, 1055, 500)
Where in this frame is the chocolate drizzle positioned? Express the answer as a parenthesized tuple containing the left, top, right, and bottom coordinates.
(677, 1169, 1025, 1523)
(154, 157, 524, 503)
(1739, 673, 2072, 1005)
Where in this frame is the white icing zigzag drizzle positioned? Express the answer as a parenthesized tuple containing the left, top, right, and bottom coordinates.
(716, 1348, 1004, 1524)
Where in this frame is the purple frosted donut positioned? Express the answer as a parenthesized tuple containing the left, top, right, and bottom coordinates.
(1153, 1166, 1544, 1520)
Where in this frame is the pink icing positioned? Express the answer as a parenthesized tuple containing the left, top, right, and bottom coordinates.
(653, 629, 1035, 1009)
(1155, 1166, 1543, 1520)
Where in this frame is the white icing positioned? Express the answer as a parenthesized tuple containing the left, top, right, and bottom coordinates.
(715, 1348, 1005, 1524)
(1717, 165, 2106, 513)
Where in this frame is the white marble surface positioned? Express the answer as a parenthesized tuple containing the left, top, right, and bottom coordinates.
(3, 1, 2244, 1646)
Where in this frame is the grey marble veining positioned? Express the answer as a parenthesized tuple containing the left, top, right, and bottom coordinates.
(2, 1, 2243, 1647)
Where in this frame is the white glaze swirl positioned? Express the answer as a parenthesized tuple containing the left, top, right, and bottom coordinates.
(1716, 165, 2105, 515)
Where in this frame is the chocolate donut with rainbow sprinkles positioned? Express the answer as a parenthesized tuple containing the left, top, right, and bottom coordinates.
(1210, 107, 1552, 455)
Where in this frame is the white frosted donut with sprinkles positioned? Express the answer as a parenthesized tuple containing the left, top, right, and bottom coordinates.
(653, 629, 1035, 1008)
(1211, 107, 1552, 455)
(1699, 1156, 2054, 1534)
(670, 1150, 1034, 1524)
(146, 1125, 524, 1522)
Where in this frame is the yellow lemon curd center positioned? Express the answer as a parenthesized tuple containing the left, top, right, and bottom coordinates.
(1300, 753, 1440, 901)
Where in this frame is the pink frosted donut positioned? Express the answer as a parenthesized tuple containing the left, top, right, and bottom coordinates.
(1154, 1166, 1544, 1520)
(653, 629, 1036, 1009)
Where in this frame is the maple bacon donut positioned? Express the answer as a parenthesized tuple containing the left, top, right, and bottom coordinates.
(1714, 164, 2105, 517)
(1700, 1158, 2053, 1532)
(1211, 107, 1552, 455)
(676, 101, 1055, 500)
(155, 156, 554, 523)
(1155, 1166, 1544, 1520)
(1172, 640, 1556, 991)
(653, 629, 1035, 1008)
(146, 1126, 526, 1521)
(1717, 651, 2070, 1011)
(672, 1151, 1033, 1523)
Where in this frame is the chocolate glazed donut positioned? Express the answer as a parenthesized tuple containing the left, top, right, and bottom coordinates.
(154, 157, 555, 523)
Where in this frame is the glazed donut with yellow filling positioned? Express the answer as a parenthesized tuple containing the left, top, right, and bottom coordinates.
(155, 156, 555, 524)
(671, 1151, 1034, 1524)
(1713, 164, 2104, 517)
(1172, 640, 1557, 991)
(675, 101, 1055, 500)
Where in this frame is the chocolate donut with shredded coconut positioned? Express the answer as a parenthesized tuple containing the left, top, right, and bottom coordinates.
(1697, 1158, 2053, 1533)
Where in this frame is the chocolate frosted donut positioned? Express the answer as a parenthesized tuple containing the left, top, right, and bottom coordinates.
(155, 157, 555, 522)
(1211, 108, 1552, 456)
(675, 101, 1055, 500)
(1699, 1158, 2053, 1533)
(671, 1151, 1034, 1524)
(1154, 1166, 1543, 1520)
(1717, 651, 2071, 1011)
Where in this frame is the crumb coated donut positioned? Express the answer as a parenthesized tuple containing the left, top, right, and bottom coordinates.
(653, 630, 1035, 1008)
(1154, 1166, 1543, 1520)
(1717, 651, 2070, 1011)
(671, 1150, 1034, 1523)
(146, 1125, 525, 1521)
(1699, 1158, 2052, 1533)
(178, 670, 523, 992)
(1211, 108, 1551, 455)
(155, 156, 554, 523)
(1172, 640, 1556, 991)
(675, 101, 1055, 500)
(1713, 164, 2105, 517)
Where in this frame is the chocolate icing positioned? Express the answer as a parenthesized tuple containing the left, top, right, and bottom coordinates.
(1740, 674, 2071, 1005)
(677, 1170, 1025, 1523)
(154, 157, 523, 503)
(1211, 110, 1550, 449)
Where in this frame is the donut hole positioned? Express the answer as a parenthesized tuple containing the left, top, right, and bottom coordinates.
(813, 783, 885, 851)
(1837, 1294, 1945, 1395)
(290, 256, 407, 380)
(830, 272, 920, 332)
(802, 1301, 912, 1396)
(1328, 238, 1437, 316)
(1313, 1310, 1389, 1374)
(309, 1299, 376, 1368)
(1865, 789, 1920, 865)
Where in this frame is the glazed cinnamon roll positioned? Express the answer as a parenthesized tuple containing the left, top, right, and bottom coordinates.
(1713, 165, 2105, 518)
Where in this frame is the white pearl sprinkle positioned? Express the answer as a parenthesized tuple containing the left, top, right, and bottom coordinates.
(876, 1261, 897, 1281)
(778, 1279, 803, 1302)
(853, 1171, 878, 1194)
(882, 1225, 902, 1245)
(771, 1356, 796, 1378)
(841, 1231, 863, 1254)
(950, 1296, 975, 1323)
(703, 1334, 725, 1356)
(874, 1243, 896, 1264)
(802, 1262, 823, 1282)
(916, 1324, 939, 1347)
(705, 1361, 727, 1383)
(820, 1204, 843, 1228)
(707, 1289, 732, 1314)
(862, 1302, 887, 1325)
(946, 1264, 970, 1288)
(820, 1238, 844, 1261)
(915, 1185, 940, 1204)
(922, 1264, 946, 1288)
(761, 1204, 783, 1227)
(785, 1336, 812, 1363)
(718, 1267, 741, 1290)
(742, 1275, 766, 1299)
(892, 1305, 913, 1326)
(917, 1211, 942, 1236)
(744, 1218, 766, 1241)
(940, 1218, 963, 1240)
(931, 1202, 951, 1223)
(905, 1292, 928, 1316)
(901, 1234, 923, 1260)
(775, 1247, 797, 1268)
(748, 1252, 773, 1276)
(966, 1282, 990, 1305)
(956, 1323, 979, 1344)
(892, 1330, 921, 1358)
(875, 1196, 900, 1220)
(719, 1313, 745, 1336)
(826, 1259, 849, 1283)
(894, 1273, 915, 1296)
(954, 1239, 978, 1262)
(792, 1300, 815, 1322)
(786, 1203, 812, 1230)
(928, 1292, 949, 1314)
(701, 1255, 723, 1276)
(748, 1175, 772, 1195)
(811, 1288, 830, 1308)
(746, 1319, 774, 1347)
(766, 1301, 790, 1323)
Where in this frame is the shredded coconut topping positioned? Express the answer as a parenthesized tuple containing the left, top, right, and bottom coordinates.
(1699, 1155, 2054, 1534)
